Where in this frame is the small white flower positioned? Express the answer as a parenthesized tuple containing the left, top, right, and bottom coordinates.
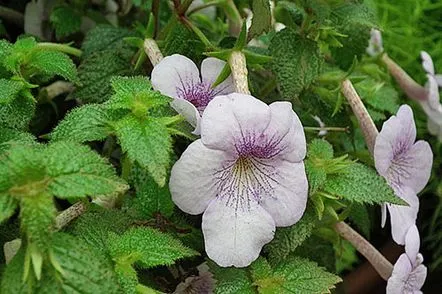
(170, 93, 308, 267)
(151, 54, 234, 135)
(366, 29, 384, 57)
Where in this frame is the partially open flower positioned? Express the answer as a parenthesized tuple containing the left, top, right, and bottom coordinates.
(151, 54, 234, 134)
(387, 225, 427, 293)
(366, 29, 384, 57)
(419, 51, 442, 140)
(374, 105, 432, 244)
(170, 93, 308, 267)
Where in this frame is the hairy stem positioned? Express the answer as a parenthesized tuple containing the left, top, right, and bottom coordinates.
(229, 51, 250, 94)
(335, 221, 394, 280)
(55, 202, 88, 230)
(341, 79, 379, 155)
(0, 6, 24, 27)
(382, 54, 428, 102)
(143, 38, 164, 66)
(37, 43, 83, 57)
(40, 81, 74, 102)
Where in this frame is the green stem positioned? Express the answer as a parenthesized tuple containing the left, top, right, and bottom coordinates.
(181, 17, 215, 50)
(304, 126, 349, 132)
(0, 6, 24, 27)
(222, 0, 242, 36)
(37, 43, 83, 57)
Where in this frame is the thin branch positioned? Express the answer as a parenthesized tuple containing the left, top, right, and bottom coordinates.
(341, 79, 379, 155)
(229, 51, 250, 94)
(55, 202, 88, 230)
(334, 221, 394, 281)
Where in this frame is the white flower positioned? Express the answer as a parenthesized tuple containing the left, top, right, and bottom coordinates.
(366, 29, 384, 57)
(151, 54, 234, 134)
(169, 93, 308, 267)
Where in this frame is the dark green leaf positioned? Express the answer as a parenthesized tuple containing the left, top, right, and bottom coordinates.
(50, 6, 82, 39)
(0, 195, 18, 224)
(81, 25, 136, 57)
(249, 0, 272, 39)
(208, 261, 256, 294)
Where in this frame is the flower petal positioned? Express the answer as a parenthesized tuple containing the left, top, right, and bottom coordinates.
(434, 74, 442, 87)
(260, 160, 308, 226)
(387, 254, 412, 294)
(170, 98, 202, 135)
(151, 54, 200, 99)
(405, 225, 420, 263)
(426, 74, 441, 110)
(381, 203, 387, 228)
(200, 57, 235, 95)
(202, 198, 275, 267)
(411, 264, 427, 290)
(374, 104, 416, 177)
(387, 186, 419, 245)
(169, 140, 231, 214)
(201, 94, 272, 153)
(402, 140, 433, 194)
(421, 51, 435, 75)
(266, 102, 306, 162)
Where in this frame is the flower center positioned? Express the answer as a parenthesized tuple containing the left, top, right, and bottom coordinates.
(176, 81, 215, 113)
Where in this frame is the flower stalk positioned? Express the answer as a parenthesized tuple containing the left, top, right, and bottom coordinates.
(334, 221, 393, 280)
(341, 79, 378, 155)
(381, 54, 428, 102)
(37, 43, 83, 57)
(229, 51, 250, 94)
(143, 38, 164, 66)
(55, 202, 88, 230)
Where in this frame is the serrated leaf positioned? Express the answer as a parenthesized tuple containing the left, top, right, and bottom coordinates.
(249, 0, 272, 39)
(75, 48, 136, 103)
(130, 163, 175, 218)
(50, 104, 112, 143)
(0, 127, 35, 153)
(323, 162, 406, 205)
(81, 25, 136, 57)
(293, 235, 336, 273)
(208, 261, 256, 294)
(348, 203, 371, 238)
(253, 257, 341, 294)
(45, 142, 128, 199)
(0, 194, 18, 224)
(354, 78, 399, 114)
(2, 37, 37, 74)
(0, 79, 26, 104)
(108, 227, 197, 268)
(50, 6, 82, 39)
(25, 50, 78, 83)
(265, 207, 317, 264)
(114, 115, 171, 186)
(0, 94, 36, 130)
(305, 139, 334, 195)
(270, 28, 322, 99)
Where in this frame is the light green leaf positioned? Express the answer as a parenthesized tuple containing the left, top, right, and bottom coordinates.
(0, 79, 25, 104)
(0, 127, 35, 153)
(323, 162, 406, 205)
(0, 94, 36, 130)
(107, 227, 197, 268)
(50, 104, 112, 143)
(25, 50, 78, 83)
(249, 0, 272, 39)
(269, 28, 322, 99)
(45, 142, 128, 199)
(355, 78, 400, 114)
(0, 194, 18, 224)
(253, 257, 342, 294)
(2, 37, 37, 74)
(114, 115, 171, 186)
(50, 6, 82, 39)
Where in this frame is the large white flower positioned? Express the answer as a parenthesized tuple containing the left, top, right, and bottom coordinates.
(374, 105, 432, 244)
(169, 93, 308, 267)
(151, 54, 234, 134)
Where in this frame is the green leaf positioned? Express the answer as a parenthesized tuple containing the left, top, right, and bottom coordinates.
(0, 127, 35, 153)
(50, 104, 112, 143)
(114, 115, 171, 187)
(330, 3, 377, 69)
(269, 28, 322, 99)
(208, 262, 256, 294)
(249, 0, 272, 39)
(81, 25, 136, 57)
(75, 48, 136, 103)
(0, 248, 30, 293)
(50, 6, 82, 39)
(265, 207, 317, 264)
(293, 235, 336, 273)
(305, 139, 334, 195)
(130, 163, 175, 218)
(354, 78, 400, 114)
(0, 79, 26, 104)
(108, 76, 171, 114)
(348, 203, 371, 238)
(108, 227, 197, 268)
(20, 192, 56, 250)
(0, 194, 18, 224)
(0, 94, 36, 130)
(45, 142, 128, 199)
(2, 37, 37, 74)
(25, 50, 78, 83)
(323, 162, 406, 205)
(253, 257, 341, 294)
